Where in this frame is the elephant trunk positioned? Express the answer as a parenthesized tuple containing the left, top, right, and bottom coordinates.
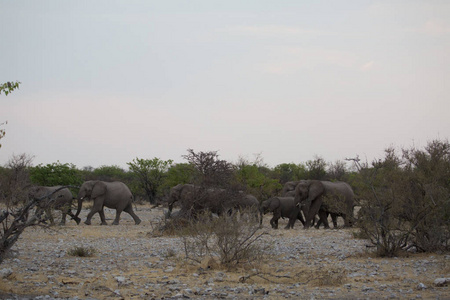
(75, 197, 83, 219)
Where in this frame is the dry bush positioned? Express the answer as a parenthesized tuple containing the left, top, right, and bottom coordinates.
(0, 153, 33, 206)
(176, 212, 269, 269)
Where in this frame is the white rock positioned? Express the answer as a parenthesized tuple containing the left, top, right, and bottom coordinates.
(416, 283, 426, 290)
(0, 268, 12, 278)
(434, 278, 450, 287)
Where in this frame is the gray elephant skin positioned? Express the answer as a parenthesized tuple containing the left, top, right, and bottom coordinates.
(28, 186, 81, 225)
(281, 181, 302, 197)
(233, 193, 260, 222)
(294, 180, 354, 229)
(260, 196, 305, 229)
(75, 181, 141, 225)
(168, 184, 243, 218)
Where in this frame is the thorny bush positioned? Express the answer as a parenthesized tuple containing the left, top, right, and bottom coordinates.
(352, 139, 450, 256)
(176, 212, 269, 269)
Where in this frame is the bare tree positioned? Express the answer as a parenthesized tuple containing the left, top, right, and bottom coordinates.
(0, 153, 34, 206)
(182, 149, 234, 188)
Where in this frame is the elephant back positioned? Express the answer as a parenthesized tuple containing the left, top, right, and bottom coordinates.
(321, 181, 354, 215)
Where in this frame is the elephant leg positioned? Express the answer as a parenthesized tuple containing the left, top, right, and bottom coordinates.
(124, 205, 142, 225)
(286, 209, 299, 229)
(85, 200, 106, 225)
(270, 216, 279, 229)
(45, 208, 55, 225)
(99, 209, 108, 225)
(285, 216, 297, 229)
(318, 210, 330, 229)
(66, 208, 81, 225)
(315, 215, 322, 229)
(84, 210, 97, 225)
(271, 211, 281, 229)
(330, 213, 338, 228)
(342, 214, 351, 227)
(112, 209, 122, 225)
(304, 200, 322, 229)
(60, 211, 67, 225)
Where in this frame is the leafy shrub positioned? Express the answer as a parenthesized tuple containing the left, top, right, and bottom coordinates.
(353, 139, 450, 256)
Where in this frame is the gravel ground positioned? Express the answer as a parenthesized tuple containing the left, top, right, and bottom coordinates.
(0, 206, 449, 299)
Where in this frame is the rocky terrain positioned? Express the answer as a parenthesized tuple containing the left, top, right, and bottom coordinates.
(0, 206, 449, 299)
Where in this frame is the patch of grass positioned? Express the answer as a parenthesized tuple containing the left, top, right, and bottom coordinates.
(67, 246, 96, 257)
(313, 267, 347, 286)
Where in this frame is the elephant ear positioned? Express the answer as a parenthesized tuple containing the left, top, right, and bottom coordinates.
(308, 181, 324, 201)
(91, 181, 107, 199)
(268, 197, 280, 212)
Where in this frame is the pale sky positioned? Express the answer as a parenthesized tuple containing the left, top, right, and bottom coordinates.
(1, 1, 449, 169)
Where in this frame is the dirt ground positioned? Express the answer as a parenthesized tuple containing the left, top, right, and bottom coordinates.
(0, 205, 449, 299)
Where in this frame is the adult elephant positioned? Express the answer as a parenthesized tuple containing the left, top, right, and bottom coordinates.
(294, 180, 354, 229)
(75, 181, 141, 225)
(28, 186, 81, 225)
(233, 193, 260, 222)
(260, 196, 305, 229)
(281, 181, 302, 197)
(168, 184, 233, 218)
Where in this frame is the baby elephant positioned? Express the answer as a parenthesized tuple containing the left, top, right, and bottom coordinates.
(260, 196, 305, 229)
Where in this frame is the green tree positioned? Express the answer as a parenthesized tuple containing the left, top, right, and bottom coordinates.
(127, 157, 173, 204)
(234, 163, 281, 201)
(93, 165, 129, 182)
(163, 163, 195, 189)
(305, 156, 327, 180)
(29, 161, 82, 187)
(327, 160, 349, 181)
(1, 81, 21, 149)
(0, 81, 21, 96)
(273, 163, 308, 183)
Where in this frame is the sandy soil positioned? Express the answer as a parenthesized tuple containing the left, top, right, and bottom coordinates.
(0, 205, 448, 299)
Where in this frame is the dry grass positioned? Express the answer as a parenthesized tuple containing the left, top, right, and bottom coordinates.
(313, 267, 347, 286)
(67, 246, 96, 257)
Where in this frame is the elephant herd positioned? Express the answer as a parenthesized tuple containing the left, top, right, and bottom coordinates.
(262, 180, 355, 230)
(28, 179, 355, 230)
(168, 180, 355, 230)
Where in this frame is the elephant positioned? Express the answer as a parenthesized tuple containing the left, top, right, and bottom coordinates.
(28, 186, 81, 225)
(281, 181, 302, 197)
(232, 192, 260, 223)
(294, 180, 354, 229)
(75, 181, 141, 225)
(168, 184, 236, 218)
(260, 196, 305, 229)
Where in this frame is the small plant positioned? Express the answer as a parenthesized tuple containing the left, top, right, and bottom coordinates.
(67, 246, 96, 257)
(177, 212, 269, 269)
